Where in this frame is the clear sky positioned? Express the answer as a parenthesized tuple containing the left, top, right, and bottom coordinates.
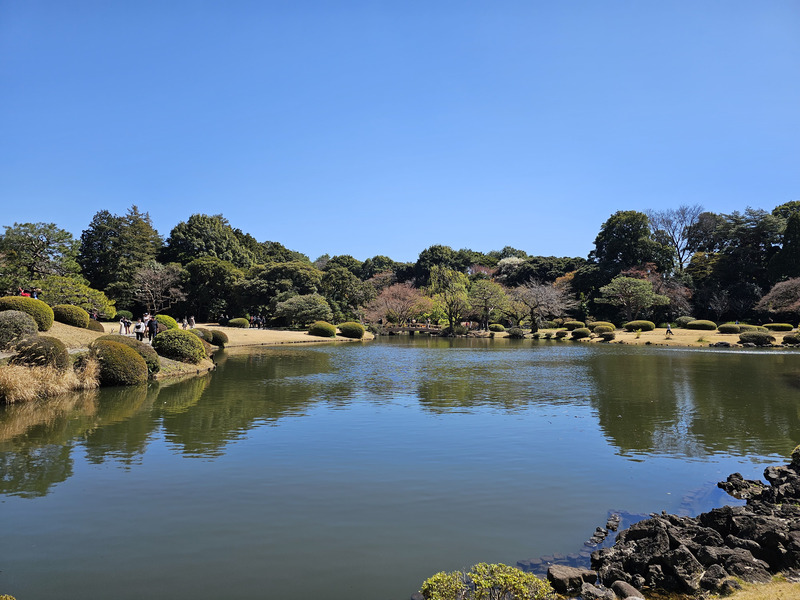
(2, 1, 799, 263)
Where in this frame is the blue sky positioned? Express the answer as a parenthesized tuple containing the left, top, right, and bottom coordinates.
(2, 1, 799, 263)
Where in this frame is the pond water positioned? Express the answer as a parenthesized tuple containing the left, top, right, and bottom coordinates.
(2, 337, 799, 599)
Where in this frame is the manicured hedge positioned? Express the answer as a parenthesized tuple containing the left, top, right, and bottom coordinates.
(737, 324, 758, 332)
(563, 320, 585, 331)
(738, 332, 775, 346)
(116, 310, 133, 319)
(782, 333, 800, 345)
(675, 316, 696, 328)
(209, 329, 228, 348)
(86, 319, 106, 332)
(488, 324, 505, 332)
(96, 335, 160, 374)
(337, 322, 365, 339)
(189, 327, 214, 343)
(308, 321, 336, 337)
(599, 331, 616, 342)
(91, 339, 149, 385)
(11, 336, 70, 370)
(152, 329, 206, 364)
(555, 330, 568, 339)
(541, 320, 558, 329)
(506, 327, 526, 339)
(571, 327, 591, 339)
(593, 325, 614, 334)
(0, 296, 54, 331)
(717, 324, 740, 334)
(52, 304, 90, 329)
(762, 323, 794, 332)
(588, 321, 615, 331)
(686, 320, 717, 330)
(0, 310, 38, 350)
(623, 320, 656, 332)
(155, 314, 179, 330)
(228, 317, 250, 328)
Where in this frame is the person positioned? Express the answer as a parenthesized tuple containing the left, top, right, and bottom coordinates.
(182, 317, 188, 330)
(19, 287, 30, 297)
(133, 318, 145, 341)
(666, 323, 673, 337)
(125, 317, 131, 334)
(188, 316, 195, 329)
(119, 316, 127, 335)
(147, 316, 158, 342)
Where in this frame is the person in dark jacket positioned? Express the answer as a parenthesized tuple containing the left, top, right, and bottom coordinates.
(147, 317, 159, 341)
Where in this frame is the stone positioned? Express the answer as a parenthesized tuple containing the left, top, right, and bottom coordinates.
(610, 580, 645, 599)
(546, 564, 595, 594)
(580, 581, 615, 600)
(699, 563, 730, 591)
(410, 593, 424, 600)
(662, 545, 705, 594)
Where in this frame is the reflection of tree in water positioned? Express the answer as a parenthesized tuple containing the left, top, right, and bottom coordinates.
(0, 444, 73, 498)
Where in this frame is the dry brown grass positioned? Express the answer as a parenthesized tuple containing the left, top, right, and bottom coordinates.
(0, 358, 99, 403)
(715, 578, 800, 600)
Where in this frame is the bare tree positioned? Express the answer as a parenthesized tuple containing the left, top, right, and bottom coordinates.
(364, 283, 431, 326)
(646, 204, 703, 272)
(512, 279, 578, 332)
(133, 260, 186, 314)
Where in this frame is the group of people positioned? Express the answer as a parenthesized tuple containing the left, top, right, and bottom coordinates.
(119, 313, 159, 342)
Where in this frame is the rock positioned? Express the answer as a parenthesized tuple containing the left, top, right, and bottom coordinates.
(662, 544, 705, 593)
(610, 580, 645, 598)
(719, 578, 743, 594)
(546, 564, 595, 594)
(699, 563, 730, 591)
(410, 593, 424, 600)
(579, 582, 615, 600)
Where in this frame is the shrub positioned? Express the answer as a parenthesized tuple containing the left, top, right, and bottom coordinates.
(588, 321, 614, 331)
(0, 310, 38, 350)
(189, 327, 214, 343)
(763, 323, 794, 332)
(782, 333, 800, 345)
(488, 323, 505, 332)
(420, 563, 551, 600)
(540, 320, 557, 329)
(623, 320, 656, 332)
(10, 336, 70, 370)
(91, 340, 148, 385)
(86, 319, 106, 332)
(531, 332, 540, 339)
(555, 330, 568, 339)
(52, 304, 90, 329)
(675, 316, 696, 328)
(739, 332, 776, 346)
(506, 327, 525, 339)
(686, 320, 717, 330)
(155, 314, 179, 330)
(563, 320, 585, 331)
(116, 309, 133, 320)
(593, 325, 614, 334)
(755, 326, 769, 332)
(0, 296, 54, 331)
(737, 324, 757, 332)
(228, 317, 250, 328)
(96, 335, 160, 374)
(543, 332, 553, 339)
(152, 329, 207, 363)
(552, 318, 564, 327)
(209, 329, 229, 347)
(600, 331, 616, 342)
(308, 321, 337, 337)
(571, 327, 591, 339)
(717, 323, 741, 334)
(338, 322, 365, 339)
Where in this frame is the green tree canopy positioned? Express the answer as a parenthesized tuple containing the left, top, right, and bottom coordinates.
(429, 265, 470, 330)
(161, 214, 255, 268)
(596, 276, 669, 321)
(182, 256, 244, 321)
(0, 222, 80, 291)
(35, 275, 116, 318)
(274, 293, 333, 326)
(590, 210, 673, 275)
(468, 279, 508, 331)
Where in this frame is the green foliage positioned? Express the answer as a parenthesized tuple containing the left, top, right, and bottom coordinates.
(275, 293, 334, 326)
(0, 222, 80, 289)
(420, 571, 468, 600)
(737, 324, 758, 332)
(234, 261, 323, 317)
(152, 329, 207, 363)
(0, 310, 38, 350)
(488, 324, 505, 332)
(191, 327, 214, 342)
(571, 327, 591, 339)
(555, 330, 568, 338)
(182, 256, 244, 321)
(541, 320, 557, 329)
(506, 327, 525, 339)
(420, 563, 550, 600)
(762, 323, 794, 331)
(600, 331, 616, 342)
(675, 316, 696, 327)
(337, 322, 365, 339)
(162, 213, 256, 268)
(739, 331, 776, 346)
(590, 210, 674, 275)
(782, 333, 800, 345)
(308, 321, 337, 337)
(11, 336, 70, 370)
(430, 265, 470, 331)
(593, 325, 614, 334)
(97, 335, 160, 374)
(228, 317, 250, 328)
(587, 321, 614, 331)
(155, 314, 179, 330)
(717, 323, 741, 334)
(52, 304, 90, 329)
(209, 329, 229, 347)
(35, 275, 116, 318)
(563, 320, 585, 330)
(686, 319, 717, 330)
(91, 339, 149, 385)
(86, 319, 105, 332)
(792, 444, 800, 467)
(623, 320, 656, 331)
(597, 276, 670, 321)
(0, 296, 54, 331)
(116, 309, 133, 319)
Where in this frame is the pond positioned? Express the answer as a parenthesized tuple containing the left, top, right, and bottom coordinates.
(1, 337, 799, 599)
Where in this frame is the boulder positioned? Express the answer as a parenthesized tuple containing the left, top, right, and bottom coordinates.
(579, 581, 614, 600)
(546, 564, 595, 594)
(610, 580, 645, 599)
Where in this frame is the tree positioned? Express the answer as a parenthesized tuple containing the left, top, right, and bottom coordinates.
(590, 210, 673, 275)
(596, 276, 669, 321)
(233, 261, 323, 318)
(429, 265, 470, 331)
(0, 222, 80, 290)
(468, 280, 508, 330)
(132, 261, 186, 314)
(360, 255, 397, 280)
(771, 200, 800, 222)
(325, 255, 363, 277)
(755, 278, 800, 321)
(35, 275, 116, 317)
(512, 279, 578, 332)
(646, 204, 703, 272)
(769, 212, 800, 282)
(415, 245, 459, 286)
(161, 214, 255, 268)
(320, 266, 375, 320)
(274, 293, 333, 326)
(364, 283, 432, 326)
(182, 256, 244, 321)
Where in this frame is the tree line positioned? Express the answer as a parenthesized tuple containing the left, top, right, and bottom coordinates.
(1, 201, 799, 328)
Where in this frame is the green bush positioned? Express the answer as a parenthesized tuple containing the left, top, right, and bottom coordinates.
(155, 314, 179, 330)
(0, 296, 54, 331)
(488, 323, 505, 332)
(571, 327, 591, 339)
(209, 329, 229, 348)
(10, 336, 70, 370)
(420, 563, 551, 600)
(86, 319, 106, 332)
(152, 329, 207, 363)
(737, 324, 757, 332)
(675, 316, 696, 328)
(308, 321, 337, 337)
(552, 318, 564, 327)
(623, 320, 656, 332)
(531, 332, 541, 339)
(555, 330, 568, 339)
(686, 320, 717, 330)
(593, 325, 614, 334)
(588, 321, 614, 331)
(96, 335, 160, 374)
(763, 323, 794, 332)
(228, 317, 250, 328)
(739, 332, 776, 346)
(506, 327, 525, 339)
(717, 323, 741, 334)
(782, 333, 800, 345)
(52, 304, 90, 329)
(91, 339, 148, 385)
(189, 327, 214, 343)
(563, 320, 585, 331)
(543, 332, 553, 339)
(116, 309, 133, 319)
(338, 322, 365, 339)
(600, 331, 616, 342)
(540, 320, 557, 329)
(0, 310, 38, 350)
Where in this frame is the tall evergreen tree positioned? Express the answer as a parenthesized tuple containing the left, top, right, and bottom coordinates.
(769, 212, 800, 282)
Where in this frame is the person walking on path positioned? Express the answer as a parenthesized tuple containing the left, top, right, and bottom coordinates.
(666, 323, 673, 337)
(133, 318, 145, 341)
(147, 317, 158, 342)
(188, 316, 195, 329)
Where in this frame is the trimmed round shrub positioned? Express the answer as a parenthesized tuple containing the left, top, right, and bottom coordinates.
(531, 332, 541, 339)
(209, 329, 228, 348)
(755, 326, 769, 332)
(10, 336, 69, 370)
(91, 339, 148, 385)
(506, 327, 526, 339)
(96, 335, 160, 374)
(675, 316, 696, 328)
(563, 320, 585, 331)
(152, 329, 207, 363)
(600, 331, 616, 342)
(593, 325, 614, 334)
(623, 320, 656, 332)
(717, 324, 741, 334)
(737, 324, 757, 332)
(116, 309, 133, 320)
(52, 304, 90, 329)
(739, 332, 776, 346)
(86, 319, 106, 332)
(0, 310, 38, 350)
(308, 321, 336, 337)
(0, 296, 54, 331)
(541, 320, 558, 329)
(552, 318, 564, 327)
(763, 323, 794, 332)
(228, 317, 250, 328)
(543, 332, 553, 339)
(686, 320, 717, 330)
(155, 314, 179, 330)
(488, 323, 505, 332)
(782, 333, 800, 345)
(555, 330, 568, 339)
(338, 322, 365, 339)
(189, 327, 214, 343)
(588, 321, 615, 331)
(571, 327, 591, 339)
